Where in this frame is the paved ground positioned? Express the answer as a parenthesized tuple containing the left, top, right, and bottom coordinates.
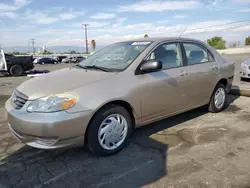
(0, 54, 250, 96)
(1, 95, 250, 187)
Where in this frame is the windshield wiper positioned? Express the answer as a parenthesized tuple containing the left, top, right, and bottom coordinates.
(80, 65, 110, 72)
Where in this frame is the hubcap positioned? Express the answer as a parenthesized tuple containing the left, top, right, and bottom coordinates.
(13, 67, 20, 75)
(98, 114, 128, 150)
(214, 88, 226, 109)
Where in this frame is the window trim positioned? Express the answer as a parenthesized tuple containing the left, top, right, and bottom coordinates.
(181, 41, 215, 66)
(135, 41, 184, 75)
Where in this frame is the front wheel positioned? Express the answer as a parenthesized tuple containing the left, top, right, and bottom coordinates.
(86, 105, 133, 156)
(208, 84, 227, 113)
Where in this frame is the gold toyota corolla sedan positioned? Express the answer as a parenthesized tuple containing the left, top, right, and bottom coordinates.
(5, 37, 235, 156)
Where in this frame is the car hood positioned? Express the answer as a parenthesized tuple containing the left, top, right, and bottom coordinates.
(17, 68, 116, 100)
(242, 58, 250, 65)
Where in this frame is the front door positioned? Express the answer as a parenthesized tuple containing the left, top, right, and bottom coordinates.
(181, 42, 219, 107)
(138, 42, 190, 123)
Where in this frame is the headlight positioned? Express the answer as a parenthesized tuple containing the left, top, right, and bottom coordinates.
(243, 63, 247, 68)
(27, 93, 78, 113)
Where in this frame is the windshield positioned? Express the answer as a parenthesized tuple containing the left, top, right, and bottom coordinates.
(78, 41, 151, 71)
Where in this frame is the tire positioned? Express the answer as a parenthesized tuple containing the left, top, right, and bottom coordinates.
(41, 62, 45, 65)
(240, 77, 248, 82)
(208, 83, 227, 113)
(9, 65, 23, 76)
(86, 105, 133, 156)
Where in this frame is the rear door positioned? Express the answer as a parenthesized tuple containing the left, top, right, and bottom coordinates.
(181, 42, 219, 107)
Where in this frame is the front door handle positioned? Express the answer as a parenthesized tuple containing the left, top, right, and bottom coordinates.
(179, 71, 188, 76)
(212, 66, 218, 70)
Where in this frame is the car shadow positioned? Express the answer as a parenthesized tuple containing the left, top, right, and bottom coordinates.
(223, 94, 241, 113)
(0, 95, 239, 188)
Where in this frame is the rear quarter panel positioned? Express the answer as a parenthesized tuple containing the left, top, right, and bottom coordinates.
(8, 55, 34, 71)
(214, 49, 235, 80)
(205, 45, 235, 82)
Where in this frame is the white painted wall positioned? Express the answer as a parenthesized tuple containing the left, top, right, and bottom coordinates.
(217, 47, 250, 55)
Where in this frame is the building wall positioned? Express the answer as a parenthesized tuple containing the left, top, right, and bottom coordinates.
(217, 47, 250, 55)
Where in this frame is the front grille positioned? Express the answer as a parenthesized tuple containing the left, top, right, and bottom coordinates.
(11, 90, 28, 109)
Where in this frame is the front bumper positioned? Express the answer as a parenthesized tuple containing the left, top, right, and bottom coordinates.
(5, 98, 92, 149)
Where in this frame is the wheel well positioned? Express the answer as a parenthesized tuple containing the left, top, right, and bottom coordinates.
(208, 78, 228, 105)
(218, 78, 227, 87)
(98, 100, 135, 128)
(84, 100, 136, 145)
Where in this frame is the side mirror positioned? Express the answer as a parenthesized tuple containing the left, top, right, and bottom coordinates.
(140, 60, 162, 73)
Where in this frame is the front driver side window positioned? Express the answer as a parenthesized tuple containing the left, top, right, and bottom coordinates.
(149, 43, 182, 69)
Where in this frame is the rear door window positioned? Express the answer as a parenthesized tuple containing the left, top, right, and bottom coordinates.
(183, 43, 212, 65)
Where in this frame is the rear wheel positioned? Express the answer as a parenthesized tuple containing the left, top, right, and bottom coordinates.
(208, 84, 227, 113)
(9, 65, 23, 76)
(86, 105, 133, 156)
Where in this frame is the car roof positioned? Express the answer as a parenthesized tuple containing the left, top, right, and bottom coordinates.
(122, 37, 205, 43)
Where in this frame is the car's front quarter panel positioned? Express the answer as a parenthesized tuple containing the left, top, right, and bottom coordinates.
(67, 71, 142, 124)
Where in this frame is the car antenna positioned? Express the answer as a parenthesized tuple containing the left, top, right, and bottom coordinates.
(179, 27, 187, 37)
